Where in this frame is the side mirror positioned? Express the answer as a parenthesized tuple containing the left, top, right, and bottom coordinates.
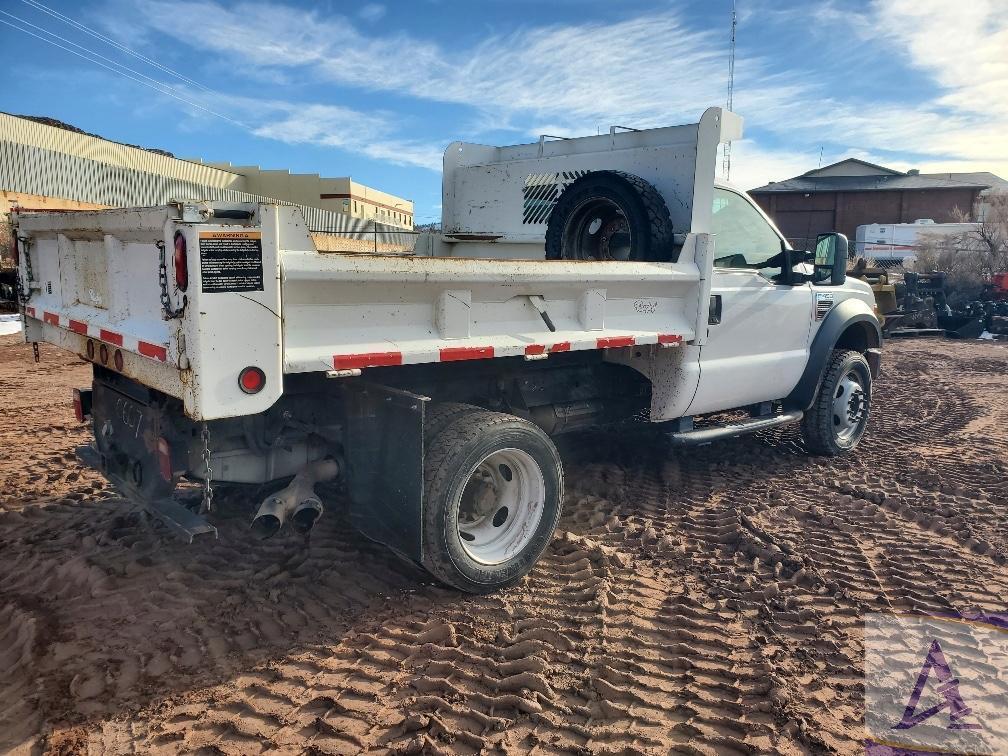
(814, 232, 848, 286)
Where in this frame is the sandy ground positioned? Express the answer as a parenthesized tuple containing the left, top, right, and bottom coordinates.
(0, 333, 1006, 755)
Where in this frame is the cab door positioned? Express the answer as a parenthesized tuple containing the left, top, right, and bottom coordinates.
(686, 188, 813, 416)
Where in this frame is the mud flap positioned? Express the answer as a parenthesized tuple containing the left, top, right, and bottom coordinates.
(343, 383, 428, 562)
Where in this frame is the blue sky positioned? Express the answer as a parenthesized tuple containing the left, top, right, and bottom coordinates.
(1, 0, 1006, 223)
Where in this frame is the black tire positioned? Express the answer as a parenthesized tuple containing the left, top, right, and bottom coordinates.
(424, 401, 482, 440)
(801, 349, 872, 456)
(545, 171, 674, 262)
(421, 409, 563, 593)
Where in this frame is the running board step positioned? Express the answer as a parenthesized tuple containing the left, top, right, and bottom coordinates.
(76, 445, 217, 543)
(666, 410, 804, 446)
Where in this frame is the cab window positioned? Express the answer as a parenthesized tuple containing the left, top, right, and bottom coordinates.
(711, 188, 785, 281)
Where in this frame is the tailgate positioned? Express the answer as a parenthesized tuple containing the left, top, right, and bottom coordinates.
(15, 204, 284, 422)
(16, 206, 183, 398)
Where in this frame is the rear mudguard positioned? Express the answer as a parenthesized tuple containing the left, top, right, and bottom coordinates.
(785, 299, 881, 412)
(342, 382, 428, 563)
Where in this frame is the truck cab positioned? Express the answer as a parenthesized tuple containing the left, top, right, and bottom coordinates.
(692, 183, 877, 415)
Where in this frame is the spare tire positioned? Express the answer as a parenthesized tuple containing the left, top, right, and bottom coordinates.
(545, 171, 674, 262)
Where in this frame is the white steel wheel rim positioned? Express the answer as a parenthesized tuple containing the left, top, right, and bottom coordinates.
(455, 448, 546, 566)
(832, 370, 868, 443)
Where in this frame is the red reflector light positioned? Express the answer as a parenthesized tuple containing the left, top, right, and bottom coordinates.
(72, 389, 84, 423)
(173, 231, 189, 292)
(99, 343, 109, 365)
(114, 349, 124, 371)
(238, 366, 266, 394)
(156, 437, 173, 482)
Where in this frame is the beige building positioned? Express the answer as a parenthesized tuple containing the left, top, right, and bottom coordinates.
(196, 164, 414, 228)
(0, 112, 414, 237)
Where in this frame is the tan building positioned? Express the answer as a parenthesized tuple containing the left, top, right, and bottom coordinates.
(0, 112, 414, 251)
(197, 164, 414, 228)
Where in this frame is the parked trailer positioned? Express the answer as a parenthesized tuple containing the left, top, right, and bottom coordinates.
(15, 108, 881, 592)
(855, 219, 980, 265)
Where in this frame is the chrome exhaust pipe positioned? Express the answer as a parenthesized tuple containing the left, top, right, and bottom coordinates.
(290, 496, 324, 534)
(250, 493, 291, 539)
(251, 458, 340, 538)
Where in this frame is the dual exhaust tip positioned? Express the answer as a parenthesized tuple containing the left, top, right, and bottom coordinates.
(250, 495, 323, 539)
(250, 458, 340, 539)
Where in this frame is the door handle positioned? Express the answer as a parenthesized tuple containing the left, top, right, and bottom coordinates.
(708, 294, 722, 325)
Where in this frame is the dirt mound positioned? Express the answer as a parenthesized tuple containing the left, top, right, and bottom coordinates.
(0, 333, 1005, 754)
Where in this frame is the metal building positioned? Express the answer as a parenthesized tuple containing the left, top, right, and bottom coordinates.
(0, 112, 415, 245)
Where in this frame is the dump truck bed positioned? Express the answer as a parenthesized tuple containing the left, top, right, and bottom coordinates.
(16, 108, 741, 421)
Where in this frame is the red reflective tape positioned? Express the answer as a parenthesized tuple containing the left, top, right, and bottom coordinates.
(334, 351, 403, 369)
(138, 341, 168, 362)
(597, 336, 635, 349)
(439, 345, 494, 362)
(68, 319, 87, 334)
(550, 341, 571, 352)
(524, 344, 546, 356)
(658, 333, 683, 344)
(43, 311, 59, 326)
(99, 329, 123, 346)
(25, 306, 36, 318)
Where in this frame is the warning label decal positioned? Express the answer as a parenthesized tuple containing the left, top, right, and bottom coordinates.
(198, 231, 264, 293)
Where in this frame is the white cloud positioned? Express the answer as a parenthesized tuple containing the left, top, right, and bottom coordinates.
(254, 112, 442, 171)
(118, 1, 771, 130)
(719, 140, 822, 191)
(91, 0, 1007, 186)
(869, 0, 1008, 120)
(222, 98, 444, 171)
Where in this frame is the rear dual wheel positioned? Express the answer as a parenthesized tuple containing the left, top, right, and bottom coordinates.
(421, 407, 563, 593)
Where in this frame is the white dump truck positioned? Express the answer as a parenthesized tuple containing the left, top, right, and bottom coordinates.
(13, 108, 881, 593)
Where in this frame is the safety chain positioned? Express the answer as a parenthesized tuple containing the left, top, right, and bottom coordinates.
(157, 240, 187, 320)
(17, 236, 40, 363)
(17, 236, 33, 301)
(200, 422, 213, 514)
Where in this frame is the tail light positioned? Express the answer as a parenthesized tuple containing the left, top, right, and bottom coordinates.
(173, 231, 189, 291)
(72, 388, 85, 423)
(99, 343, 109, 365)
(156, 437, 173, 482)
(86, 339, 95, 360)
(238, 366, 265, 394)
(113, 349, 124, 371)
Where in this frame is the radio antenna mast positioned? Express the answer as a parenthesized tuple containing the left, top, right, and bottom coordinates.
(722, 0, 737, 180)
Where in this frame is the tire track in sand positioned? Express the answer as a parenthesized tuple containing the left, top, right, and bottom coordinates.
(1, 335, 1006, 754)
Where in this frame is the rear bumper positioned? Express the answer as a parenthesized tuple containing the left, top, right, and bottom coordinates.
(76, 445, 216, 543)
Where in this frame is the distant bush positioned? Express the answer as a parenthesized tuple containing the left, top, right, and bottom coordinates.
(910, 191, 1008, 306)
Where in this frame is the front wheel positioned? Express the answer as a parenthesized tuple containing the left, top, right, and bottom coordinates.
(801, 349, 872, 456)
(421, 408, 563, 593)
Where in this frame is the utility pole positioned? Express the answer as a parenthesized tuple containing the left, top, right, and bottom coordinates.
(722, 0, 737, 180)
